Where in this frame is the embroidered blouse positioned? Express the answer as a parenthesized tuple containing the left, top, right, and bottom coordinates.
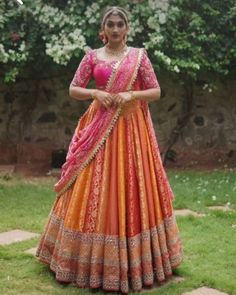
(71, 47, 160, 91)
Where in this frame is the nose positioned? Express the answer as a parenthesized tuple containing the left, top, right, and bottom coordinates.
(113, 26, 118, 32)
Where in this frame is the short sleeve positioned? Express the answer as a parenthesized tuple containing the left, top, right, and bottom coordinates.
(70, 48, 93, 88)
(138, 49, 160, 89)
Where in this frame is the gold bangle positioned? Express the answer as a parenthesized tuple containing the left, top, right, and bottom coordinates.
(91, 89, 98, 100)
(129, 90, 136, 101)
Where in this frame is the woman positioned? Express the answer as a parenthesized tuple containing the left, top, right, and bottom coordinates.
(36, 6, 183, 294)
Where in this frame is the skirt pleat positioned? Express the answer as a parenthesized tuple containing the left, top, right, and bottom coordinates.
(36, 103, 183, 294)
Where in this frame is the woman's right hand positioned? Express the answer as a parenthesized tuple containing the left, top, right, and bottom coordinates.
(92, 90, 114, 109)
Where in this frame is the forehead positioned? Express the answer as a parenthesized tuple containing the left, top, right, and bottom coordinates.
(106, 14, 125, 22)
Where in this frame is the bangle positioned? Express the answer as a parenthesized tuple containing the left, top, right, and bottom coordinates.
(129, 90, 136, 101)
(91, 89, 98, 100)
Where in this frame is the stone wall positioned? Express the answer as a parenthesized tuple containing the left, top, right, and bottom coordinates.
(0, 75, 235, 174)
(150, 76, 236, 168)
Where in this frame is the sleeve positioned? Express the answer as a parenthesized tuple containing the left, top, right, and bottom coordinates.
(138, 49, 160, 90)
(70, 48, 93, 88)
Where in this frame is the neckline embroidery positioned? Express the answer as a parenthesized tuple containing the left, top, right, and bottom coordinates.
(95, 46, 131, 64)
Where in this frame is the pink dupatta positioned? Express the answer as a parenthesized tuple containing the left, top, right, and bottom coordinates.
(54, 47, 144, 197)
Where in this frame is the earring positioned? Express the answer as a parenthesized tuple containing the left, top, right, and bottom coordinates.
(123, 34, 128, 44)
(103, 34, 108, 44)
(99, 31, 108, 44)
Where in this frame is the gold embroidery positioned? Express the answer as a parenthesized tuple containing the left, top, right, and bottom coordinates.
(120, 48, 144, 117)
(105, 47, 131, 92)
(36, 213, 183, 293)
(126, 48, 144, 90)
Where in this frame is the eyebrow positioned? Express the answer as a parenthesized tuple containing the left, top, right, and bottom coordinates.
(106, 20, 125, 23)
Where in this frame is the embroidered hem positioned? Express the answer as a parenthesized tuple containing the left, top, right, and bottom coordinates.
(36, 213, 183, 294)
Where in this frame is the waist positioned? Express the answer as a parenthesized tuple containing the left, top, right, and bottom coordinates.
(92, 99, 140, 117)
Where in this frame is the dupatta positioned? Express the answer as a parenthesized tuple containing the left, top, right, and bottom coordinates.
(54, 47, 144, 197)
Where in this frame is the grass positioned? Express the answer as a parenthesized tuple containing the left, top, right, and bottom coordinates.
(0, 169, 236, 295)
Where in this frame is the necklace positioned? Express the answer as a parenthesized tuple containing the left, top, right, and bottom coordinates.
(105, 44, 128, 58)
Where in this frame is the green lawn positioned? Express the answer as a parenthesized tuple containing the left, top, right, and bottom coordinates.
(0, 170, 236, 295)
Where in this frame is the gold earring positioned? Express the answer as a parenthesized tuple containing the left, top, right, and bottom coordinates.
(123, 34, 128, 44)
(103, 34, 108, 44)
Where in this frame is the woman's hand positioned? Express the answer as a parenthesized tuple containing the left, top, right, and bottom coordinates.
(112, 92, 133, 107)
(92, 90, 114, 109)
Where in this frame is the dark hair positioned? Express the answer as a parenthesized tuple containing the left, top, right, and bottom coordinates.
(101, 6, 129, 29)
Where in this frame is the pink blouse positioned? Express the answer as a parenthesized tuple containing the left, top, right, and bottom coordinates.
(71, 47, 160, 91)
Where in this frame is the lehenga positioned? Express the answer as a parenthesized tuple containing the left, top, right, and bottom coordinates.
(36, 46, 184, 294)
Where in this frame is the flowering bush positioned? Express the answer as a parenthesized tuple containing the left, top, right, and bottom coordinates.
(0, 0, 235, 83)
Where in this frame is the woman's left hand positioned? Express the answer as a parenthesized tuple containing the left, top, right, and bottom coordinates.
(112, 92, 133, 107)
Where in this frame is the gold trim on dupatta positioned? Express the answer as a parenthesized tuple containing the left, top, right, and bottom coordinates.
(56, 48, 145, 198)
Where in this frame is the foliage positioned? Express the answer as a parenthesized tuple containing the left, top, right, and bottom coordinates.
(0, 0, 235, 84)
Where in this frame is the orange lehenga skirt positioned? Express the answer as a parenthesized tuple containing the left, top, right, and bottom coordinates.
(36, 99, 184, 294)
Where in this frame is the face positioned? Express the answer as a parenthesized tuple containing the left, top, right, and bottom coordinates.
(103, 14, 128, 44)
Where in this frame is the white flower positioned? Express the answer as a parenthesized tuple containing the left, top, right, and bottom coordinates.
(19, 41, 26, 52)
(148, 0, 169, 11)
(45, 28, 86, 65)
(159, 13, 167, 24)
(0, 44, 9, 63)
(154, 50, 171, 65)
(212, 195, 217, 201)
(192, 63, 200, 70)
(165, 56, 171, 65)
(173, 65, 180, 73)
